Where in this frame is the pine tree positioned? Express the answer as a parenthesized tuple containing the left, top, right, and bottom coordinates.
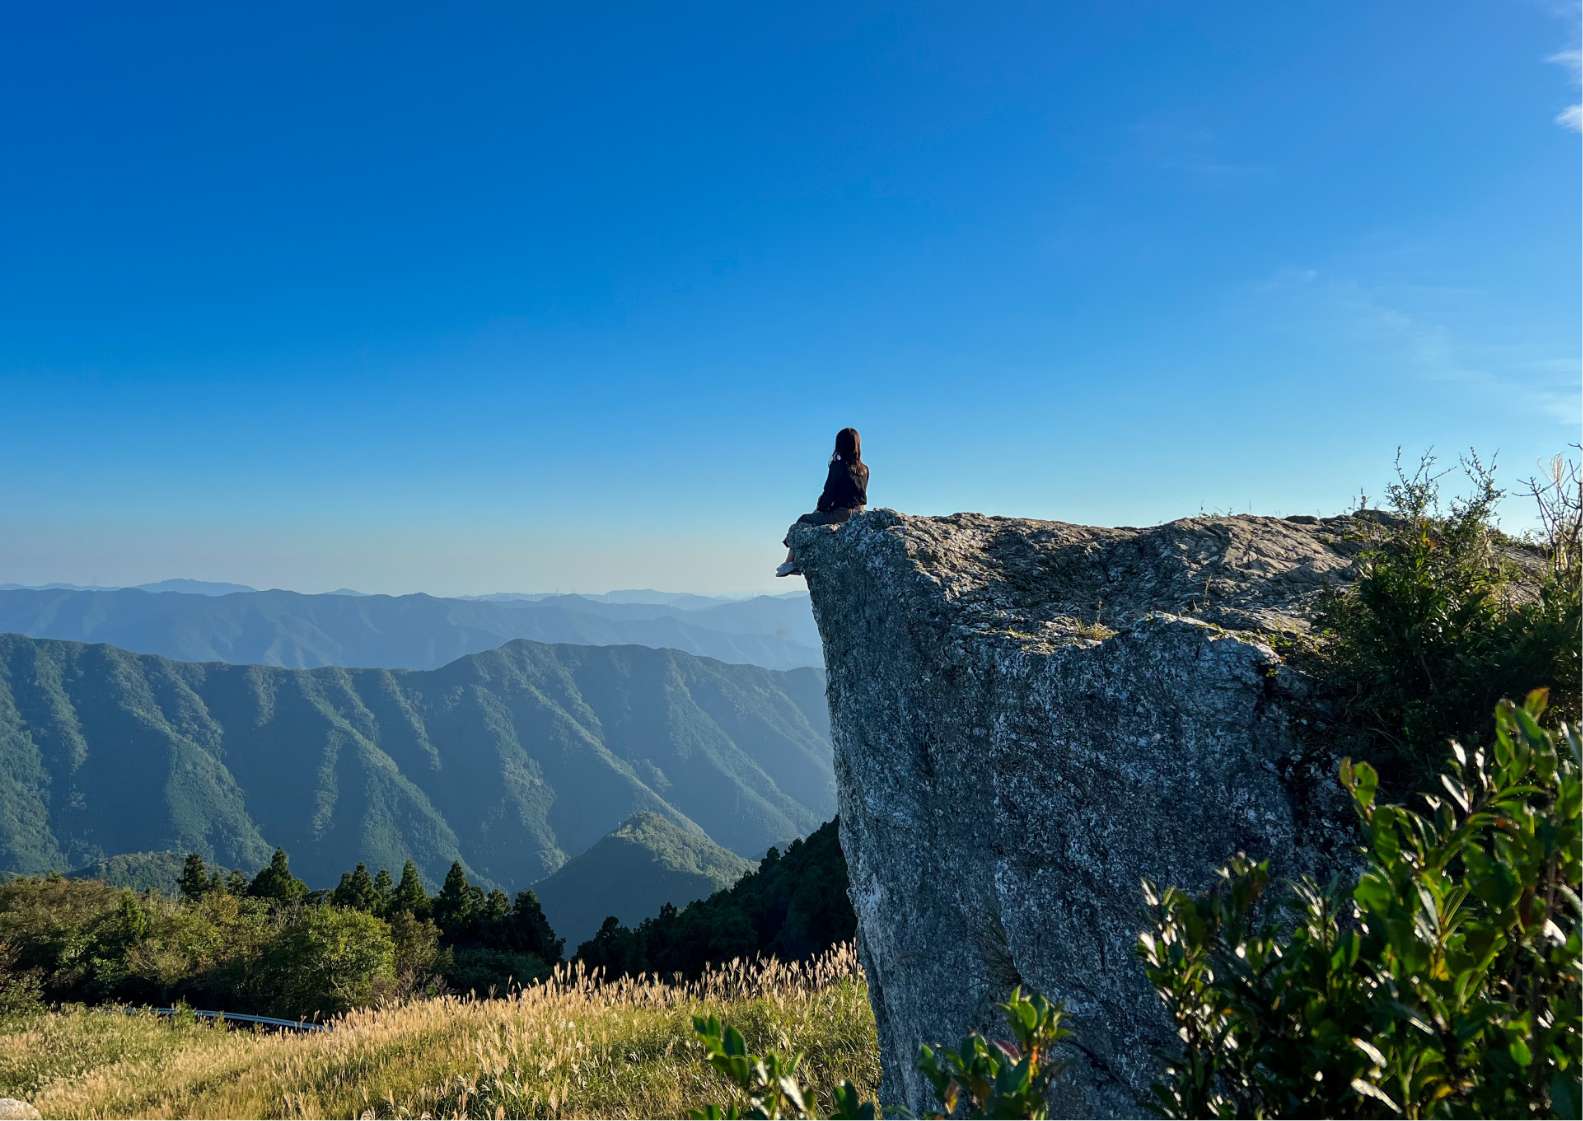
(224, 869, 249, 895)
(372, 868, 394, 915)
(391, 860, 430, 918)
(484, 888, 510, 926)
(433, 861, 476, 936)
(248, 848, 308, 904)
(178, 853, 212, 901)
(505, 890, 565, 962)
(333, 863, 379, 912)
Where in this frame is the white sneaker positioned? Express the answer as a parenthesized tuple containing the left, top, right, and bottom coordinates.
(775, 561, 800, 578)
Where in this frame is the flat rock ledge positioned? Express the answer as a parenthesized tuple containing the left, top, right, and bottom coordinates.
(789, 509, 1364, 1117)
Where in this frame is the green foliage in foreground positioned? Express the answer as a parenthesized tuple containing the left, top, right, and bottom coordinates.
(691, 698, 1580, 1120)
(1142, 693, 1581, 1119)
(692, 987, 1069, 1119)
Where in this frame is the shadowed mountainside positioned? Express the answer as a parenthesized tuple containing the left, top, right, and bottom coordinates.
(0, 633, 833, 892)
(533, 811, 754, 945)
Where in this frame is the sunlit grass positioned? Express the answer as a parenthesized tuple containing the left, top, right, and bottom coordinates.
(0, 945, 877, 1119)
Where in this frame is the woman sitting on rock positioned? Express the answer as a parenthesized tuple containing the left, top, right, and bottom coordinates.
(776, 426, 868, 577)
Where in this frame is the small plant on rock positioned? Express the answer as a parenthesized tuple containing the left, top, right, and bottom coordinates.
(917, 987, 1071, 1119)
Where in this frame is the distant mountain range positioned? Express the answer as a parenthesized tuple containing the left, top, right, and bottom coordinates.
(0, 633, 833, 893)
(533, 811, 753, 944)
(0, 579, 257, 596)
(0, 586, 821, 671)
(0, 582, 799, 608)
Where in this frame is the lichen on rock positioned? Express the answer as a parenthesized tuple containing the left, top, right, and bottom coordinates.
(789, 509, 1363, 1117)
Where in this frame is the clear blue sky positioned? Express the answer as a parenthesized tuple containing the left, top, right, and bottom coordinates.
(2, 2, 1577, 595)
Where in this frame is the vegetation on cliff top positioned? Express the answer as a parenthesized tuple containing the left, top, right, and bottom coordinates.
(1317, 451, 1580, 791)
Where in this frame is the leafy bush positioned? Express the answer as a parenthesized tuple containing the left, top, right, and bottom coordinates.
(692, 1013, 873, 1120)
(442, 946, 551, 997)
(253, 906, 396, 1017)
(691, 987, 1069, 1119)
(1319, 451, 1580, 789)
(1141, 692, 1581, 1119)
(0, 940, 42, 1018)
(915, 988, 1070, 1119)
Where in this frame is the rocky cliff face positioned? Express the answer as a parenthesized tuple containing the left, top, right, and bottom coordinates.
(788, 510, 1363, 1117)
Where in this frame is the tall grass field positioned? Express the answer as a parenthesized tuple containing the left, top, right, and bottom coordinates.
(0, 946, 877, 1119)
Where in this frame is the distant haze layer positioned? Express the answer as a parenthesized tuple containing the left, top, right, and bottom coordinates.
(0, 586, 821, 671)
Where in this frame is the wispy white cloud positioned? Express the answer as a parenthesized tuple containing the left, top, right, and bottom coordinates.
(1348, 291, 1578, 424)
(1253, 268, 1580, 425)
(1130, 116, 1271, 182)
(1255, 266, 1319, 292)
(1551, 48, 1582, 131)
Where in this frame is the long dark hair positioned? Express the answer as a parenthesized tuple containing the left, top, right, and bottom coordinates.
(834, 427, 862, 465)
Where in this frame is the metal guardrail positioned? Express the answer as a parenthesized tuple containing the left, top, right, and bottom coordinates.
(150, 1008, 329, 1033)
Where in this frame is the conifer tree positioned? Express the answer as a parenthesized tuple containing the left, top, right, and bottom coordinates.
(391, 860, 429, 918)
(178, 853, 212, 901)
(433, 861, 476, 935)
(333, 863, 379, 912)
(372, 868, 394, 915)
(248, 848, 308, 904)
(506, 889, 565, 963)
(484, 888, 510, 926)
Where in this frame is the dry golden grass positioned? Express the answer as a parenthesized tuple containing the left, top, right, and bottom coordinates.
(0, 945, 877, 1119)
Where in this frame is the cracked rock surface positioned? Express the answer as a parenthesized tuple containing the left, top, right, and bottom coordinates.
(788, 509, 1362, 1117)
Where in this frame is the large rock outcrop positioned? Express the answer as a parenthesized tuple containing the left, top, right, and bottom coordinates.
(789, 510, 1364, 1117)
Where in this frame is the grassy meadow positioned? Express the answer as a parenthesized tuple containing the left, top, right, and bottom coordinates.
(0, 946, 878, 1119)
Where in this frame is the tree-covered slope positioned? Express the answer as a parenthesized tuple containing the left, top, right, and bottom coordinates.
(66, 850, 206, 894)
(533, 811, 753, 944)
(576, 817, 854, 976)
(0, 634, 833, 891)
(0, 587, 821, 670)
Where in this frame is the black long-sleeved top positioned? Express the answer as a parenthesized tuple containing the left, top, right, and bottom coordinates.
(815, 457, 869, 512)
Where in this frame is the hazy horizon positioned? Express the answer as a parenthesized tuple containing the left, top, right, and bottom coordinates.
(0, 577, 805, 601)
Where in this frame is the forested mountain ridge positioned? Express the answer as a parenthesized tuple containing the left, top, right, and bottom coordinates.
(0, 633, 833, 893)
(0, 586, 821, 671)
(534, 811, 753, 944)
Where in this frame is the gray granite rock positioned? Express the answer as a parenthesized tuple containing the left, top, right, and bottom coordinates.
(788, 509, 1362, 1117)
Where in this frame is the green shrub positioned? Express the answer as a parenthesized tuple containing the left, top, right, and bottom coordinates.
(1318, 451, 1580, 790)
(0, 940, 42, 1018)
(441, 946, 550, 997)
(690, 987, 1069, 1119)
(387, 909, 449, 999)
(252, 905, 396, 1018)
(915, 987, 1070, 1119)
(1141, 692, 1581, 1119)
